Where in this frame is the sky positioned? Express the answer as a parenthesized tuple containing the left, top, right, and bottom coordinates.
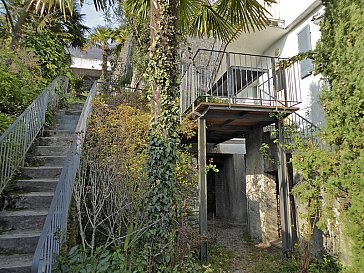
(80, 0, 107, 29)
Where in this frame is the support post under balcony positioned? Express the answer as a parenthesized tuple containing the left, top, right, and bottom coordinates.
(277, 121, 293, 250)
(198, 117, 208, 261)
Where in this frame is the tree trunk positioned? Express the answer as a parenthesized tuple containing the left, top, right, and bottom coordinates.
(1, 0, 14, 32)
(10, 1, 31, 50)
(130, 68, 144, 89)
(111, 36, 133, 84)
(144, 0, 179, 268)
(100, 44, 108, 81)
(149, 0, 161, 121)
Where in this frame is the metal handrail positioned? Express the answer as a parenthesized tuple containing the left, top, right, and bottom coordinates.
(0, 76, 69, 194)
(31, 81, 98, 273)
(282, 111, 320, 146)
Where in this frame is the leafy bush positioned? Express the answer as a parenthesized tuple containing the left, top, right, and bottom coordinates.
(0, 48, 43, 134)
(0, 113, 14, 134)
(309, 254, 342, 273)
(55, 244, 212, 273)
(22, 29, 71, 82)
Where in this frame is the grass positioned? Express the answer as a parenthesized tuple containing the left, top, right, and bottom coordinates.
(207, 244, 235, 272)
(205, 241, 299, 273)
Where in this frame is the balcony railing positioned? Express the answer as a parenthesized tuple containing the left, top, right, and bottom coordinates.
(180, 49, 301, 115)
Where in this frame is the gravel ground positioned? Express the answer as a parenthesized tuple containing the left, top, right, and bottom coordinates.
(208, 218, 282, 272)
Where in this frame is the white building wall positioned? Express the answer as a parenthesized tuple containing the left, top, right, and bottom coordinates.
(224, 1, 325, 126)
(263, 6, 326, 126)
(71, 57, 111, 71)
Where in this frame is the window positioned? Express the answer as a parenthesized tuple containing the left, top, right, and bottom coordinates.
(297, 25, 313, 78)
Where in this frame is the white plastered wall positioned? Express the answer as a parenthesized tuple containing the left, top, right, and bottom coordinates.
(263, 6, 326, 127)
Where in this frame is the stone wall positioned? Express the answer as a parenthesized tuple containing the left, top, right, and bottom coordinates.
(245, 128, 280, 244)
(294, 170, 353, 265)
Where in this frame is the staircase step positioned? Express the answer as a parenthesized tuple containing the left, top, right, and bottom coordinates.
(7, 192, 53, 210)
(47, 123, 77, 131)
(56, 109, 82, 115)
(42, 130, 73, 137)
(34, 146, 69, 156)
(21, 166, 63, 178)
(64, 103, 84, 111)
(0, 230, 40, 255)
(26, 155, 66, 167)
(14, 179, 58, 192)
(37, 136, 73, 146)
(0, 254, 33, 273)
(0, 210, 47, 232)
(54, 114, 80, 121)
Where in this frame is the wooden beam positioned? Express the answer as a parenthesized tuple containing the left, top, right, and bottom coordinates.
(208, 125, 248, 132)
(205, 112, 277, 122)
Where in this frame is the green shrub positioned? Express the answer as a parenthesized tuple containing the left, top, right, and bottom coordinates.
(0, 48, 43, 133)
(0, 113, 14, 135)
(22, 29, 71, 82)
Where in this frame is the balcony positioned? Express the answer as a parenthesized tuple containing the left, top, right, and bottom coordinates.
(180, 49, 302, 143)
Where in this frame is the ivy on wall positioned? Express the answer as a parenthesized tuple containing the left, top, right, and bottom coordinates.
(291, 0, 364, 271)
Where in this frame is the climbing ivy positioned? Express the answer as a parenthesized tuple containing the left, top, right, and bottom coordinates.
(285, 0, 364, 271)
(143, 0, 181, 269)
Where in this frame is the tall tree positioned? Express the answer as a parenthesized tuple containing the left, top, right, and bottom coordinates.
(123, 0, 275, 267)
(89, 26, 114, 81)
(110, 25, 133, 84)
(307, 0, 364, 270)
(4, 0, 106, 49)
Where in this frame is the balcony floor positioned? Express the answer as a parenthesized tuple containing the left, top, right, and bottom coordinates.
(184, 102, 299, 144)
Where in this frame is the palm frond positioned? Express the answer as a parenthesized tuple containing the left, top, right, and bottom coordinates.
(178, 0, 204, 33)
(216, 0, 275, 33)
(36, 11, 60, 31)
(27, 0, 112, 17)
(189, 3, 237, 43)
(125, 0, 149, 21)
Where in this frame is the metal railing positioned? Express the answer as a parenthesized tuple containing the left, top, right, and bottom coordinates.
(282, 112, 319, 145)
(31, 81, 98, 273)
(263, 111, 320, 147)
(180, 49, 301, 114)
(0, 76, 69, 194)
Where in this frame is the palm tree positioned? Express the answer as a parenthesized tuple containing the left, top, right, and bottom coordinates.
(30, 7, 89, 48)
(123, 0, 276, 266)
(89, 26, 114, 81)
(5, 0, 106, 49)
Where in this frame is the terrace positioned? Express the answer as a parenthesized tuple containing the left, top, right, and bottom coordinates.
(180, 49, 302, 143)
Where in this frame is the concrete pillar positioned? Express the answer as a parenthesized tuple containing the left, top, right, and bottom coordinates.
(277, 122, 293, 251)
(245, 127, 280, 244)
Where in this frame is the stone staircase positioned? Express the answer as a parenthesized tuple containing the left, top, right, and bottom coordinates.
(0, 103, 83, 273)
